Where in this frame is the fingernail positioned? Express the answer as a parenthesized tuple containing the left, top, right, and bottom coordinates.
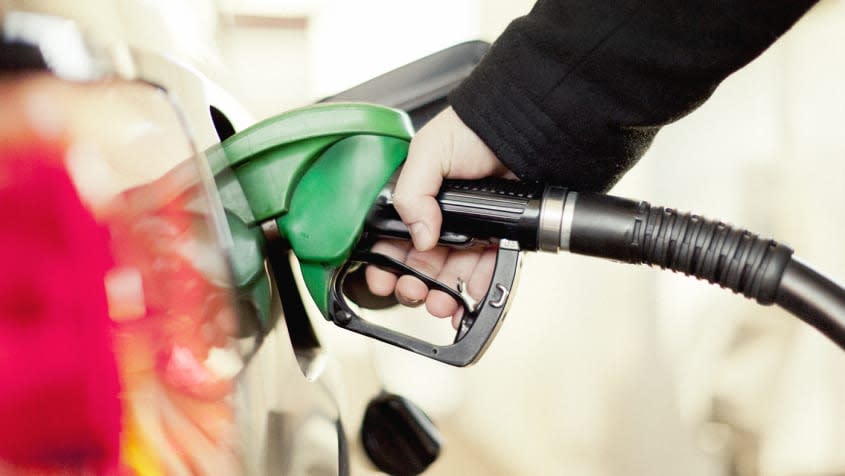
(397, 293, 424, 307)
(410, 222, 432, 249)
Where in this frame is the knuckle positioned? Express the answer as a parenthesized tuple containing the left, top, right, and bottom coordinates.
(391, 191, 412, 211)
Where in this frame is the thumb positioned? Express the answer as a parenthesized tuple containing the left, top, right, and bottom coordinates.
(392, 133, 445, 251)
(393, 107, 509, 251)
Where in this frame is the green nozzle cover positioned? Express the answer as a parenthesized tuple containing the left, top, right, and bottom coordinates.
(211, 103, 413, 318)
(279, 135, 409, 312)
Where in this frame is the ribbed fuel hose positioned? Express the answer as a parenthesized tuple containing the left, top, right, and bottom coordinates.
(551, 191, 845, 351)
(567, 194, 793, 305)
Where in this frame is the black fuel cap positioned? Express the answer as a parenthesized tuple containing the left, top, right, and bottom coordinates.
(360, 392, 442, 475)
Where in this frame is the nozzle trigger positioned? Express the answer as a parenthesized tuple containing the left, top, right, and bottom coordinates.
(327, 239, 521, 366)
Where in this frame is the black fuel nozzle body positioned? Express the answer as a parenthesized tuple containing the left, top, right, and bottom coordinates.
(365, 177, 548, 250)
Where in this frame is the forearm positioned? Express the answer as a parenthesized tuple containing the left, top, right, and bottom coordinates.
(449, 0, 819, 191)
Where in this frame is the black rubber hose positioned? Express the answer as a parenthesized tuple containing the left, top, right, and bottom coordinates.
(568, 193, 845, 351)
(775, 258, 845, 351)
(569, 194, 794, 305)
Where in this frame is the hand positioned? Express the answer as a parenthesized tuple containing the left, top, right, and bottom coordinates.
(365, 107, 514, 328)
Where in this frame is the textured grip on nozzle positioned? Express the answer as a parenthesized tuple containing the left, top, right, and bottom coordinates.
(569, 194, 794, 305)
(366, 178, 546, 249)
(435, 178, 544, 249)
(366, 178, 544, 248)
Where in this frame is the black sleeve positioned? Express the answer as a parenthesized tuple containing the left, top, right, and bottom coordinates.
(448, 0, 818, 192)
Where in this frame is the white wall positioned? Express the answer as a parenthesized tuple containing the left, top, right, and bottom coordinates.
(306, 0, 480, 98)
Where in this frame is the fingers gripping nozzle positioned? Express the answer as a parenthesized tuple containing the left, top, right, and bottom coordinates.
(330, 240, 522, 367)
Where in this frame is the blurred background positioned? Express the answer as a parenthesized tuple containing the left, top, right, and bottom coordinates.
(7, 0, 845, 474)
(211, 1, 845, 475)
